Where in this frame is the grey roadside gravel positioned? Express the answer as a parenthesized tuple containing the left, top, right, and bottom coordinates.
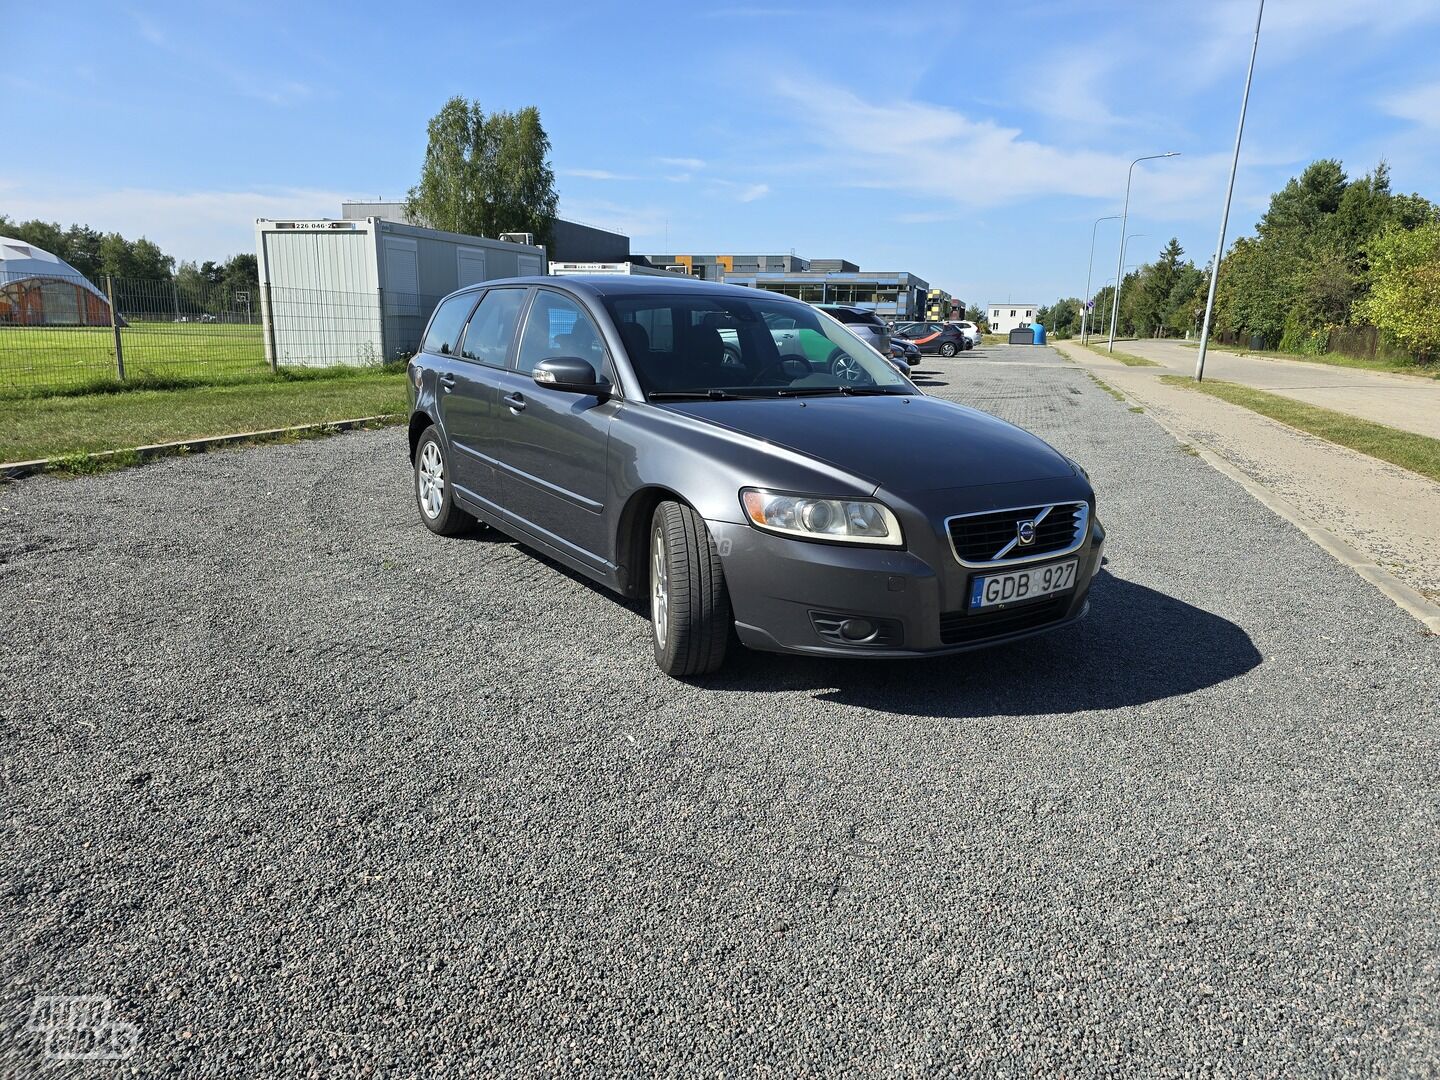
(2, 344, 1437, 1077)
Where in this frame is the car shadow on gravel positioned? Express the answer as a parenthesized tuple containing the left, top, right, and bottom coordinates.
(460, 532, 1260, 715)
(705, 571, 1263, 716)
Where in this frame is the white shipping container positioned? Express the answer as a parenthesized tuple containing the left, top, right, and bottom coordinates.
(255, 218, 546, 367)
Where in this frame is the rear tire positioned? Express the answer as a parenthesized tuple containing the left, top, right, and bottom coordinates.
(650, 501, 731, 677)
(414, 427, 475, 537)
(941, 342, 958, 357)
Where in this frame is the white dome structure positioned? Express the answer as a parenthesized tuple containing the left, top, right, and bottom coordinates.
(0, 237, 115, 326)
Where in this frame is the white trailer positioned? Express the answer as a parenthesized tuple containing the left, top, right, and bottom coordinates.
(255, 218, 546, 367)
(548, 261, 680, 277)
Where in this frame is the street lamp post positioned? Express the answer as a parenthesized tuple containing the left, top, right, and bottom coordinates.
(1196, 0, 1264, 382)
(1108, 152, 1180, 353)
(1081, 215, 1120, 345)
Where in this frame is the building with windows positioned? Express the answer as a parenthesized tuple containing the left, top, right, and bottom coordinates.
(638, 253, 810, 278)
(926, 289, 963, 322)
(988, 302, 1039, 335)
(725, 269, 929, 321)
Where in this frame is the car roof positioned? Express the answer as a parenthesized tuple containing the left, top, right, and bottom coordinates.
(457, 274, 784, 303)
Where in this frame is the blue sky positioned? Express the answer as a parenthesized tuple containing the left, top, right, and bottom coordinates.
(7, 0, 1440, 307)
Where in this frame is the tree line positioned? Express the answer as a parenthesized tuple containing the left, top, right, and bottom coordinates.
(1036, 159, 1439, 361)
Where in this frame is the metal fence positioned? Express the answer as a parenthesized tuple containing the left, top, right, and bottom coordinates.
(0, 272, 442, 394)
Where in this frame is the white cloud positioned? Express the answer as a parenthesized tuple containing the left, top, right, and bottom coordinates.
(658, 157, 706, 171)
(1022, 53, 1124, 129)
(562, 168, 636, 180)
(1379, 79, 1440, 128)
(706, 180, 770, 202)
(767, 76, 1227, 215)
(127, 8, 318, 107)
(0, 182, 351, 262)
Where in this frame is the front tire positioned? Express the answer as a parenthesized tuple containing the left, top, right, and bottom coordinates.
(650, 501, 731, 677)
(414, 427, 475, 537)
(940, 341, 958, 357)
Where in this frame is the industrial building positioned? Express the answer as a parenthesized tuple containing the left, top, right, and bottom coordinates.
(254, 218, 545, 367)
(340, 202, 629, 264)
(638, 253, 811, 278)
(643, 252, 929, 321)
(725, 270, 928, 321)
(988, 302, 1039, 336)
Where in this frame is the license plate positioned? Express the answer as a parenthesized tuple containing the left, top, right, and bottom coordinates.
(969, 559, 1078, 610)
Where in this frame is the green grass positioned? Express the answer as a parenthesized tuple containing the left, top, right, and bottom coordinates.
(1082, 342, 1159, 367)
(1083, 371, 1126, 401)
(1177, 338, 1440, 380)
(1161, 375, 1440, 483)
(0, 369, 409, 463)
(0, 321, 271, 393)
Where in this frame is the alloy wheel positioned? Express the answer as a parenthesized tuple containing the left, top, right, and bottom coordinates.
(651, 522, 669, 648)
(417, 441, 445, 520)
(832, 354, 862, 382)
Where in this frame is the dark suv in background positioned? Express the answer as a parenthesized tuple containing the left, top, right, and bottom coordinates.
(815, 304, 890, 356)
(894, 321, 973, 357)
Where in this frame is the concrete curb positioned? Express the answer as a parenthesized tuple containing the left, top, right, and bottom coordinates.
(1, 414, 405, 481)
(1054, 340, 1440, 635)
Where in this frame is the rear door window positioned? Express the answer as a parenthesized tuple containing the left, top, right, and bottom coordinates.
(421, 293, 477, 356)
(460, 288, 527, 367)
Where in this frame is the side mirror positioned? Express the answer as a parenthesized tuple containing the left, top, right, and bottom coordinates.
(532, 356, 609, 396)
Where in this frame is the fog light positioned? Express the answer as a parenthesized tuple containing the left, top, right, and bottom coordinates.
(839, 618, 876, 641)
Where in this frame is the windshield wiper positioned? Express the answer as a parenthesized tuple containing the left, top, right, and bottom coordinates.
(647, 389, 762, 401)
(776, 385, 911, 397)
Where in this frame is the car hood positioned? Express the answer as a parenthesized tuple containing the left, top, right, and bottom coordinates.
(657, 394, 1074, 493)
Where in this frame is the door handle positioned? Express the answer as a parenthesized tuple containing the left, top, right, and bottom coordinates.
(439, 374, 456, 393)
(502, 392, 527, 412)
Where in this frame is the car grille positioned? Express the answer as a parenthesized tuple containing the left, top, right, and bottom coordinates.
(938, 596, 1070, 646)
(946, 502, 1088, 566)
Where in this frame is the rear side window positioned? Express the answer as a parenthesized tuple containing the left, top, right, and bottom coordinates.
(460, 288, 526, 367)
(515, 291, 608, 376)
(422, 293, 476, 356)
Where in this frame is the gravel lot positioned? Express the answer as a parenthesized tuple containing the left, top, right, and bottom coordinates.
(3, 344, 1437, 1076)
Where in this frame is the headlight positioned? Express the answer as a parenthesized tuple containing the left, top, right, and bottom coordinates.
(740, 488, 903, 547)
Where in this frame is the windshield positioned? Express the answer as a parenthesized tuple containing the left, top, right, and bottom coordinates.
(602, 293, 911, 399)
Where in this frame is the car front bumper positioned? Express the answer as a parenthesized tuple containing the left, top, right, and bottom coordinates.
(708, 516, 1105, 658)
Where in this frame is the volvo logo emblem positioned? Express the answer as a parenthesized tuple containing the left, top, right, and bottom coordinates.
(1016, 519, 1037, 546)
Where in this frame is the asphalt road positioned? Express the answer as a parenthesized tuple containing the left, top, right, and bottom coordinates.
(3, 345, 1437, 1076)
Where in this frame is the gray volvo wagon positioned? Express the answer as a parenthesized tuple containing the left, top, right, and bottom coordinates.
(406, 276, 1104, 677)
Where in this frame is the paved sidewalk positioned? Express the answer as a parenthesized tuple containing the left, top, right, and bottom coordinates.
(1090, 337, 1440, 440)
(1055, 338, 1440, 612)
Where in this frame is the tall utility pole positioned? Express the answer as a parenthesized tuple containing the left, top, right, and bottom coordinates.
(1081, 215, 1120, 345)
(1196, 0, 1264, 382)
(1107, 152, 1180, 352)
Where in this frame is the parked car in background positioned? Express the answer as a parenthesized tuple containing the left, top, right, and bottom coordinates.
(884, 343, 912, 378)
(951, 320, 982, 346)
(406, 275, 1103, 677)
(891, 338, 922, 367)
(894, 321, 972, 357)
(814, 304, 890, 356)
